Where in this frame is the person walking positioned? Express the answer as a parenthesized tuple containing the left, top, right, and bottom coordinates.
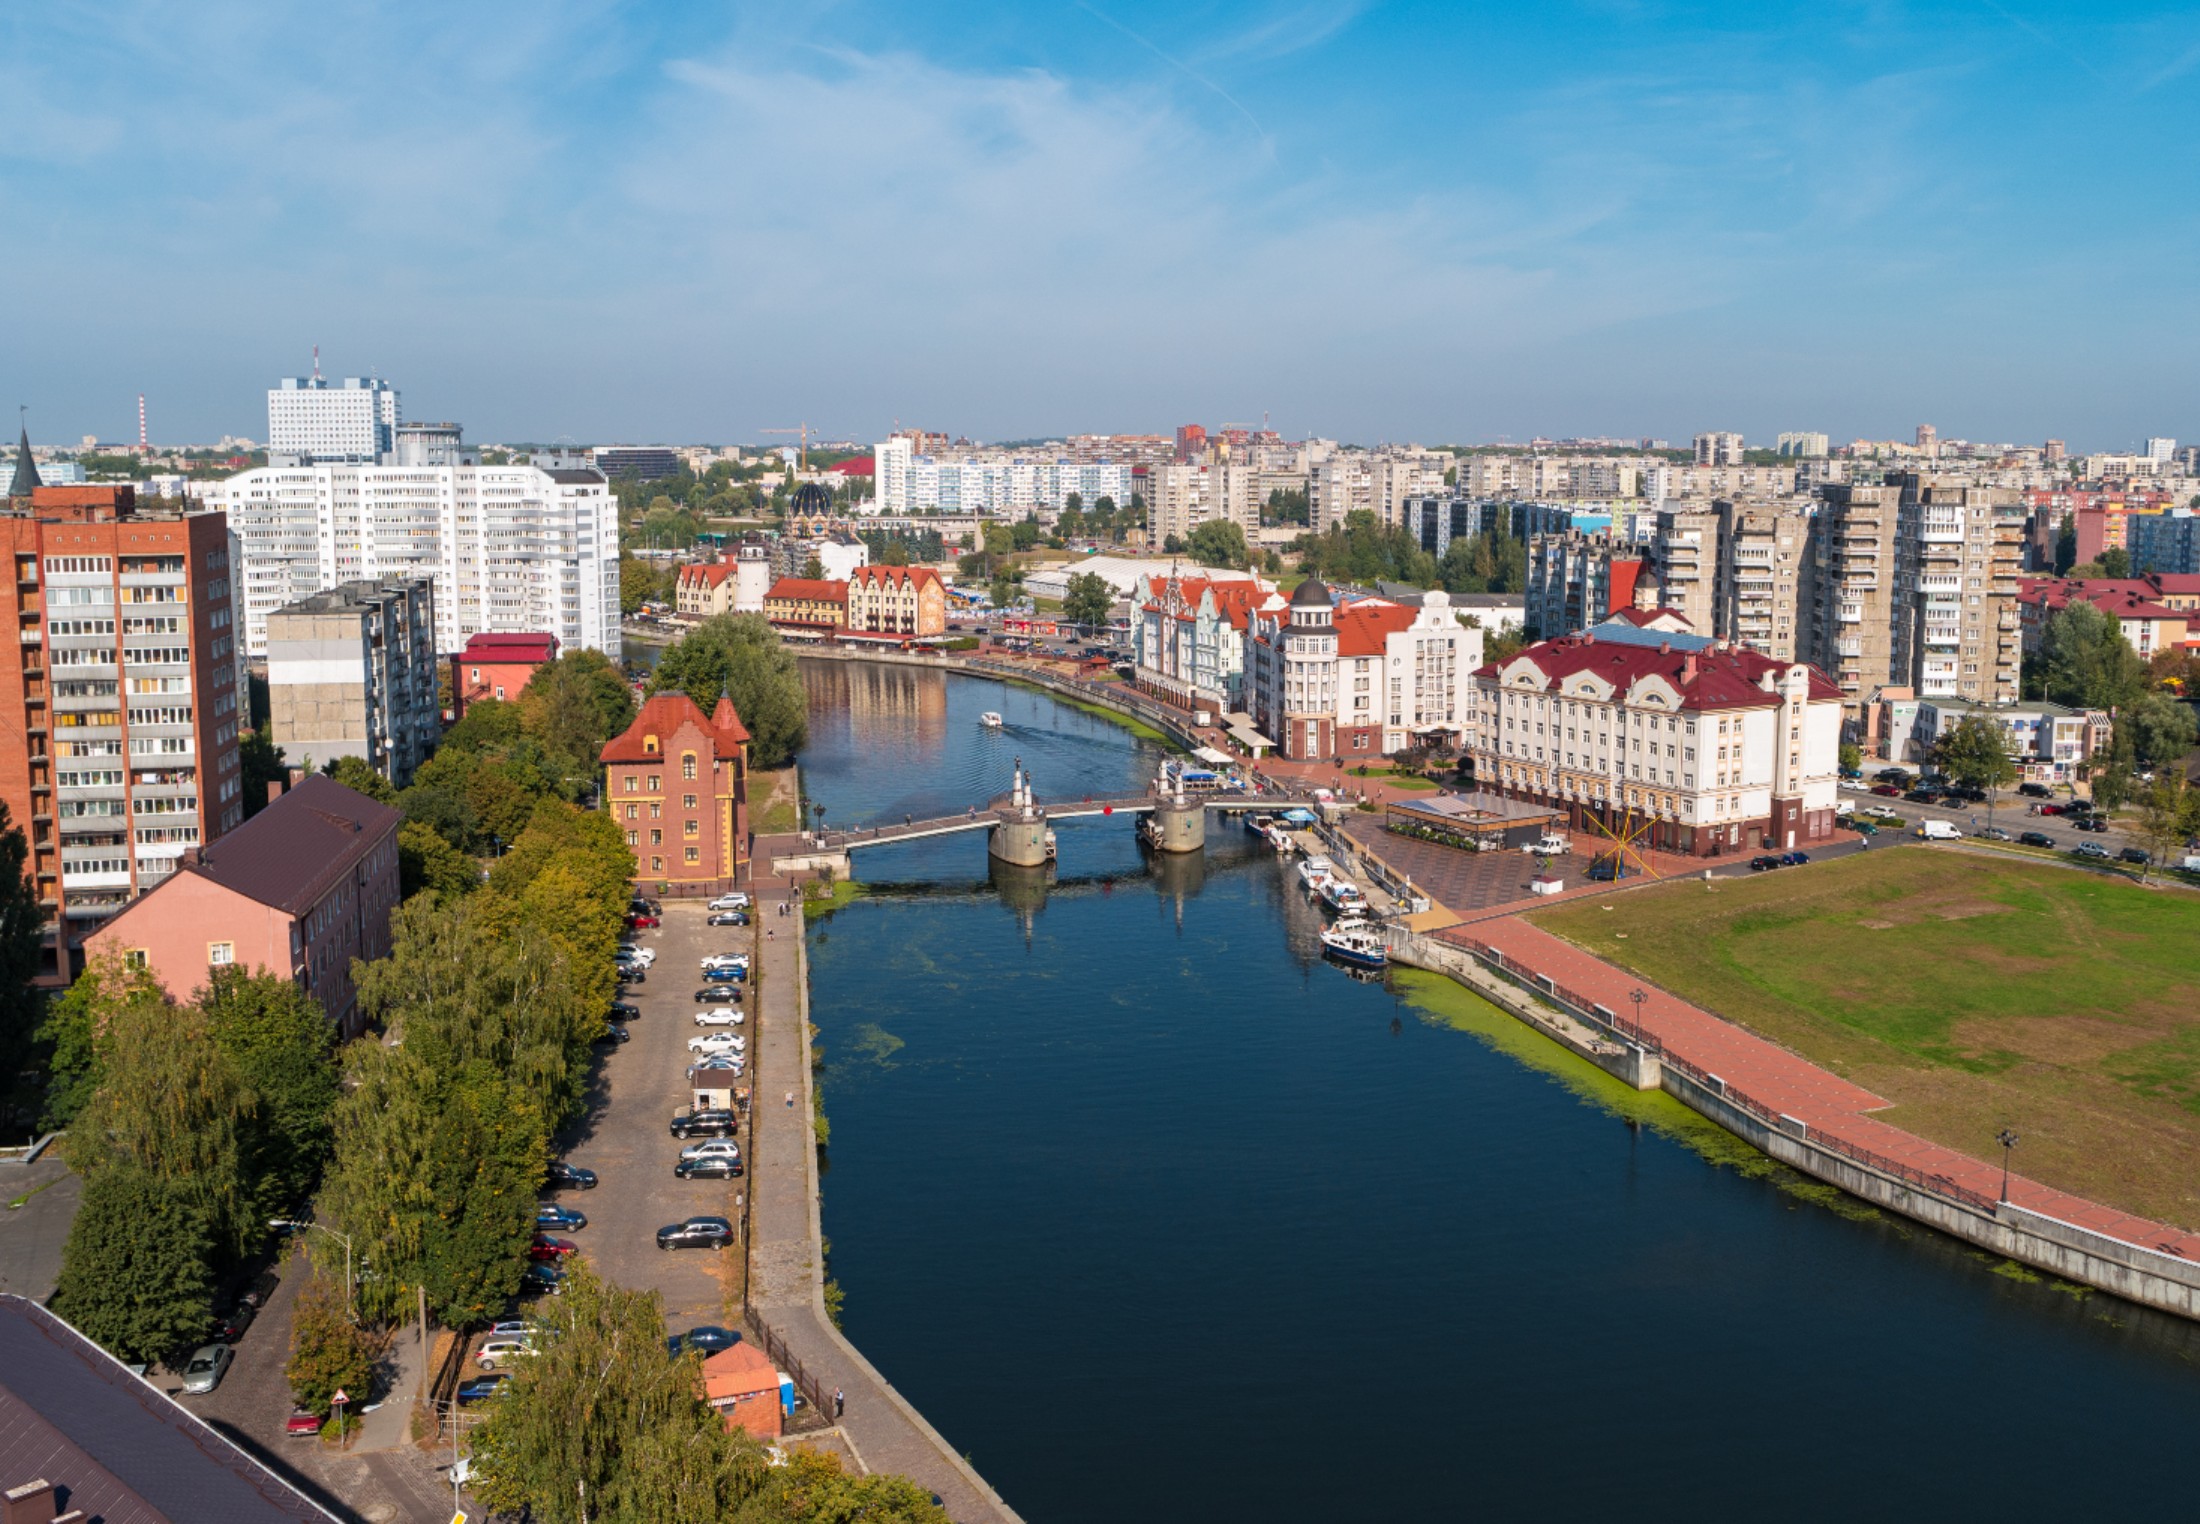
(785, 1090, 795, 1108)
(834, 1388, 845, 1418)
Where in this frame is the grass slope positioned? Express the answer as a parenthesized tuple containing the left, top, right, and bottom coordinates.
(1532, 850, 2200, 1228)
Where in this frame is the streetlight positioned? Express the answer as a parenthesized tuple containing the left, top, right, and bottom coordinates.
(271, 1218, 355, 1322)
(1996, 1129, 2019, 1204)
(1628, 986, 1647, 1036)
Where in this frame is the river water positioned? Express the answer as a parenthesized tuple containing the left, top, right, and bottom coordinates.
(798, 659, 2200, 1522)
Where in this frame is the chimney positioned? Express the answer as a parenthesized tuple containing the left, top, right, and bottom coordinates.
(1681, 653, 1699, 684)
(4, 1480, 57, 1524)
(267, 780, 286, 807)
(1658, 640, 1671, 654)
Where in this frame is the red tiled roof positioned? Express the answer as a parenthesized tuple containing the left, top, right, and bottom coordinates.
(2020, 580, 2185, 621)
(1140, 574, 1264, 630)
(1333, 600, 1417, 657)
(829, 458, 876, 476)
(679, 562, 733, 589)
(459, 632, 559, 662)
(173, 774, 401, 915)
(702, 1340, 778, 1400)
(601, 691, 750, 763)
(1603, 606, 1693, 629)
(763, 577, 847, 605)
(849, 564, 941, 593)
(1483, 632, 1845, 709)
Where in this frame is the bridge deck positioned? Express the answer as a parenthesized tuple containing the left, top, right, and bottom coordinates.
(824, 793, 1322, 851)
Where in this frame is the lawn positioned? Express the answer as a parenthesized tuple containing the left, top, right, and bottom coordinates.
(1531, 850, 2200, 1229)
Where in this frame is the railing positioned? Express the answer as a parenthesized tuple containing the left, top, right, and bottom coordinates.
(743, 1309, 837, 1432)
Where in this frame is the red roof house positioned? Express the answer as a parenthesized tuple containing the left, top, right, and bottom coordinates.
(451, 632, 560, 719)
(601, 692, 752, 892)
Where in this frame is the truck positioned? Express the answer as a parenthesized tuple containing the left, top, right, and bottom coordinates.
(1916, 819, 1962, 841)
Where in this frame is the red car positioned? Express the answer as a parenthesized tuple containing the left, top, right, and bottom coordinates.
(626, 913, 660, 929)
(528, 1235, 578, 1262)
(1869, 784, 1903, 797)
(285, 1409, 325, 1437)
(2033, 803, 2066, 816)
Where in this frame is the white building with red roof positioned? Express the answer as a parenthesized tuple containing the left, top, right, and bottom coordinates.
(1244, 579, 1481, 760)
(1471, 614, 1845, 856)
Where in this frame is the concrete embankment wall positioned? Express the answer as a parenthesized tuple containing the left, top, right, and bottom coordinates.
(1392, 930, 2200, 1324)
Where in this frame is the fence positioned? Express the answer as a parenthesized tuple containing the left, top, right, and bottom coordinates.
(743, 1309, 837, 1432)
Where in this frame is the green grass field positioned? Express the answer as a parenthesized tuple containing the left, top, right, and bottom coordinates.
(1532, 849, 2200, 1229)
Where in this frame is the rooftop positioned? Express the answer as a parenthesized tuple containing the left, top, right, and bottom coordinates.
(174, 775, 402, 916)
(601, 691, 752, 763)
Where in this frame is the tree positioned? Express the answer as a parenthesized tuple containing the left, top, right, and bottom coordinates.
(1063, 572, 1115, 628)
(1185, 519, 1250, 569)
(646, 614, 809, 769)
(2100, 547, 2132, 579)
(239, 725, 286, 819)
(198, 966, 339, 1220)
(2036, 601, 2147, 711)
(325, 755, 396, 803)
(399, 819, 481, 899)
(285, 1272, 374, 1422)
(519, 649, 638, 794)
(2120, 689, 2198, 770)
(1839, 741, 1863, 775)
(1933, 715, 2019, 792)
(49, 1164, 216, 1365)
(767, 1450, 952, 1523)
(0, 802, 46, 1127)
(2133, 772, 2200, 883)
(36, 954, 163, 1129)
(880, 539, 910, 566)
(802, 555, 824, 580)
(2054, 513, 2077, 575)
(1009, 515, 1041, 551)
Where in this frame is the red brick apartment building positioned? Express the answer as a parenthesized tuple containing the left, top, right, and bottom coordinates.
(450, 630, 559, 718)
(0, 483, 246, 980)
(602, 693, 751, 892)
(86, 775, 401, 1035)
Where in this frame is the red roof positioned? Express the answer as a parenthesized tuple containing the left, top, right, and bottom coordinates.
(1140, 574, 1264, 631)
(1334, 600, 1417, 657)
(601, 691, 750, 763)
(679, 562, 733, 589)
(829, 458, 876, 476)
(849, 564, 941, 593)
(2019, 579, 2185, 622)
(764, 577, 847, 605)
(702, 1340, 778, 1400)
(459, 632, 559, 662)
(1603, 607, 1693, 630)
(1486, 632, 1844, 710)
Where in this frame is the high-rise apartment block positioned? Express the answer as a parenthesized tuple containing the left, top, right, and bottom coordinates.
(2144, 437, 2178, 464)
(1639, 508, 1720, 634)
(1148, 461, 1256, 546)
(267, 374, 399, 464)
(1775, 431, 1830, 458)
(1712, 500, 1809, 661)
(0, 485, 246, 979)
(1525, 531, 1642, 638)
(266, 578, 440, 786)
(202, 462, 620, 662)
(1804, 483, 1900, 722)
(1693, 431, 1746, 466)
(1888, 474, 2024, 705)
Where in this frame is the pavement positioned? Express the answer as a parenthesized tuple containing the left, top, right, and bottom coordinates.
(0, 1152, 80, 1302)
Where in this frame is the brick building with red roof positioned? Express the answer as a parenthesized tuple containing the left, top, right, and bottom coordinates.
(845, 563, 947, 640)
(601, 691, 751, 891)
(1471, 617, 1846, 857)
(450, 631, 559, 720)
(761, 577, 847, 640)
(2014, 575, 2193, 659)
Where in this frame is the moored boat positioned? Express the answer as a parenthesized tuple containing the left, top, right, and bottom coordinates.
(1295, 855, 1336, 893)
(1317, 875, 1368, 914)
(1319, 916, 1388, 969)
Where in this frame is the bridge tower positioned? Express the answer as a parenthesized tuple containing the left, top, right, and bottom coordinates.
(1145, 762, 1206, 854)
(988, 761, 1055, 868)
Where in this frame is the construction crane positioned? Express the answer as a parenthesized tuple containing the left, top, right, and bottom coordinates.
(761, 424, 817, 473)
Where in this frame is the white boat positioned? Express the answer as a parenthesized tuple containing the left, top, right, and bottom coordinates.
(1295, 855, 1336, 893)
(1264, 823, 1297, 855)
(979, 711, 1004, 728)
(1317, 875, 1368, 914)
(1319, 917, 1388, 969)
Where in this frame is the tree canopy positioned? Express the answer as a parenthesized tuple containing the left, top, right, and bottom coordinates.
(1063, 572, 1115, 628)
(1185, 519, 1250, 570)
(647, 614, 809, 769)
(1932, 715, 2019, 793)
(2035, 600, 2149, 711)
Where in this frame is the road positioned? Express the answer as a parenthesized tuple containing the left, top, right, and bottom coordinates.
(0, 1152, 79, 1302)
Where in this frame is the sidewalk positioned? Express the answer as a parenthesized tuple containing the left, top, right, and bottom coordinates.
(746, 875, 1023, 1524)
(1462, 914, 2200, 1258)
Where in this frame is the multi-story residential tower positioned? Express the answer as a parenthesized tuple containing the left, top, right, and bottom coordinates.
(265, 577, 440, 786)
(1803, 482, 1900, 726)
(1890, 474, 2024, 704)
(1693, 431, 1746, 466)
(1712, 499, 1810, 660)
(267, 374, 399, 464)
(1639, 508, 1719, 633)
(1526, 531, 1644, 639)
(0, 485, 247, 979)
(202, 461, 620, 662)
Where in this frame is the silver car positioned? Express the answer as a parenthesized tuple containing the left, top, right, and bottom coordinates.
(179, 1342, 233, 1395)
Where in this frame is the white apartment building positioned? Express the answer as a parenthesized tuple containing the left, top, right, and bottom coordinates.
(267, 375, 400, 464)
(1148, 462, 1257, 546)
(1471, 612, 1845, 857)
(1244, 580, 1480, 759)
(871, 437, 1133, 516)
(1694, 432, 1747, 467)
(1309, 449, 1449, 533)
(201, 463, 621, 662)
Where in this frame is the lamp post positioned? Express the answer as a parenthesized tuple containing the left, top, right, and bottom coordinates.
(271, 1218, 355, 1322)
(1628, 987, 1647, 1036)
(1996, 1128, 2019, 1204)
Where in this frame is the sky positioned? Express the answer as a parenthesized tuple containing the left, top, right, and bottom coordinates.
(3, 1, 2197, 451)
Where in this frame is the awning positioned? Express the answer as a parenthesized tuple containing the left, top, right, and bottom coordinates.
(1225, 722, 1275, 752)
(1193, 746, 1232, 765)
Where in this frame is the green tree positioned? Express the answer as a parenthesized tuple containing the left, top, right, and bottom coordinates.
(49, 1164, 216, 1364)
(2120, 689, 2199, 770)
(1932, 715, 2019, 792)
(1009, 515, 1041, 551)
(645, 613, 809, 769)
(2133, 772, 2200, 883)
(324, 755, 397, 803)
(1063, 572, 1114, 628)
(2036, 601, 2147, 711)
(239, 725, 287, 819)
(802, 555, 824, 580)
(36, 954, 163, 1129)
(1839, 741, 1863, 775)
(399, 819, 481, 899)
(880, 539, 910, 565)
(1162, 534, 1185, 555)
(0, 802, 47, 1126)
(2053, 513, 2077, 574)
(519, 649, 638, 794)
(1185, 519, 1250, 569)
(767, 1450, 952, 1523)
(285, 1272, 374, 1420)
(2100, 546, 2132, 579)
(199, 966, 339, 1218)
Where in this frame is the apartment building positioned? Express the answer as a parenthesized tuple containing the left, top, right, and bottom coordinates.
(1526, 532, 1644, 639)
(1403, 495, 1505, 559)
(1889, 474, 2024, 704)
(201, 461, 620, 662)
(601, 692, 750, 893)
(1148, 461, 1257, 546)
(1470, 613, 1844, 857)
(1244, 580, 1480, 758)
(761, 577, 847, 637)
(0, 485, 247, 979)
(267, 374, 399, 464)
(450, 631, 558, 718)
(1803, 482, 1900, 726)
(1693, 431, 1746, 466)
(2130, 509, 2200, 575)
(844, 564, 947, 640)
(1637, 508, 1720, 634)
(870, 436, 1134, 516)
(265, 577, 440, 785)
(1712, 499, 1810, 660)
(1133, 571, 1269, 710)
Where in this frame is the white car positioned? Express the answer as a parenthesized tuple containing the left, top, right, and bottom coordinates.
(693, 1009, 744, 1028)
(688, 1032, 742, 1054)
(689, 1054, 744, 1074)
(680, 1139, 743, 1162)
(699, 954, 749, 971)
(709, 892, 751, 912)
(477, 1338, 535, 1367)
(617, 945, 655, 967)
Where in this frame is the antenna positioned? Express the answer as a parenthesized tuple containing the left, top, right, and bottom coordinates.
(138, 393, 147, 454)
(312, 345, 322, 383)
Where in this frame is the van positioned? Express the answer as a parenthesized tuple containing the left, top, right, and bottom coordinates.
(1916, 819, 1961, 841)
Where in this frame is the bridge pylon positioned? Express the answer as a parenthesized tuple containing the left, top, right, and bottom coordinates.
(988, 760, 1057, 867)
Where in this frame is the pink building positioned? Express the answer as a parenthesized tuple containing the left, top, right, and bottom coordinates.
(85, 775, 402, 1035)
(451, 631, 560, 718)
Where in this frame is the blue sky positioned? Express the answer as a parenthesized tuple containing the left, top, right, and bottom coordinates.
(3, 1, 2196, 449)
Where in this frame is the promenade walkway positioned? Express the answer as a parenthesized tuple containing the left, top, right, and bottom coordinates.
(745, 842, 1024, 1524)
(1458, 914, 2200, 1260)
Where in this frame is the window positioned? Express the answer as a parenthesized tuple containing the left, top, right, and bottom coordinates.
(644, 734, 660, 754)
(683, 846, 700, 864)
(651, 856, 664, 873)
(625, 803, 639, 820)
(647, 776, 661, 793)
(684, 819, 699, 838)
(649, 802, 661, 819)
(124, 948, 148, 969)
(649, 829, 662, 845)
(682, 752, 698, 780)
(625, 830, 638, 846)
(682, 794, 697, 810)
(208, 942, 234, 965)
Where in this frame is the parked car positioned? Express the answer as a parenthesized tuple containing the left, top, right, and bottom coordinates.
(1975, 826, 2011, 841)
(456, 1373, 510, 1404)
(2072, 842, 2111, 860)
(708, 892, 752, 912)
(2033, 802, 2067, 816)
(1780, 851, 1811, 865)
(536, 1203, 587, 1232)
(670, 1107, 739, 1139)
(700, 953, 750, 971)
(530, 1231, 579, 1258)
(2017, 782, 2053, 798)
(680, 1139, 743, 1162)
(1749, 855, 1783, 871)
(1862, 805, 1905, 822)
(488, 1318, 537, 1339)
(666, 1325, 740, 1357)
(695, 1009, 744, 1028)
(610, 1001, 641, 1021)
(476, 1338, 534, 1368)
(519, 1263, 565, 1296)
(626, 912, 661, 929)
(285, 1409, 325, 1437)
(695, 988, 743, 1004)
(615, 944, 655, 966)
(657, 1215, 735, 1251)
(1903, 789, 1942, 805)
(675, 1154, 745, 1181)
(593, 1023, 631, 1046)
(545, 1161, 598, 1190)
(2076, 816, 2110, 833)
(615, 968, 645, 986)
(688, 1057, 744, 1080)
(1852, 820, 1878, 836)
(1586, 859, 1622, 882)
(689, 1033, 742, 1056)
(215, 1300, 256, 1344)
(179, 1343, 234, 1395)
(1870, 784, 1904, 797)
(2018, 831, 2056, 848)
(2119, 847, 2151, 865)
(703, 967, 744, 984)
(628, 897, 661, 916)
(707, 911, 750, 927)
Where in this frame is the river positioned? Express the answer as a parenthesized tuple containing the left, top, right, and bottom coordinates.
(798, 659, 2200, 1522)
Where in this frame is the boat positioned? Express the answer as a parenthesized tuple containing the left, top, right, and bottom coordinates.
(1317, 875, 1368, 914)
(1244, 812, 1275, 837)
(979, 711, 1004, 728)
(1319, 917, 1388, 970)
(1264, 822, 1297, 855)
(1295, 855, 1336, 894)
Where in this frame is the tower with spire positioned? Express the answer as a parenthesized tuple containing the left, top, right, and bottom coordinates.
(8, 415, 40, 500)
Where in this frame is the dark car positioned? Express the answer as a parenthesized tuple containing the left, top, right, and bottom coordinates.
(456, 1374, 510, 1405)
(615, 968, 645, 986)
(610, 1001, 641, 1020)
(656, 1215, 734, 1251)
(1780, 851, 1810, 866)
(545, 1161, 597, 1190)
(2018, 831, 2056, 848)
(528, 1235, 578, 1262)
(1749, 855, 1782, 871)
(2017, 782, 2052, 798)
(1852, 820, 1879, 836)
(519, 1263, 565, 1296)
(1875, 768, 1912, 784)
(675, 1155, 745, 1181)
(707, 911, 750, 927)
(1903, 789, 1941, 805)
(2076, 816, 2110, 833)
(670, 1107, 739, 1139)
(695, 988, 744, 1004)
(666, 1325, 741, 1357)
(593, 1023, 631, 1046)
(215, 1300, 256, 1344)
(1949, 786, 1987, 803)
(703, 967, 744, 983)
(536, 1204, 587, 1232)
(2120, 847, 2151, 865)
(1586, 859, 1622, 882)
(1870, 784, 1904, 797)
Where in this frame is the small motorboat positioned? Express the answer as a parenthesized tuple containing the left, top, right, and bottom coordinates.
(1319, 917, 1388, 970)
(1317, 875, 1368, 915)
(1295, 855, 1336, 894)
(979, 711, 1004, 728)
(1244, 812, 1275, 837)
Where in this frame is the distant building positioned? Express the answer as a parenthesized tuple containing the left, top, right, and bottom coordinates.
(1911, 697, 2105, 783)
(675, 558, 738, 619)
(267, 373, 399, 464)
(591, 446, 682, 480)
(774, 532, 867, 583)
(1134, 570, 1271, 710)
(0, 1293, 341, 1524)
(1244, 580, 1480, 758)
(1693, 431, 1746, 467)
(2014, 577, 2190, 660)
(2144, 437, 2178, 464)
(2130, 509, 2200, 576)
(450, 631, 559, 717)
(267, 578, 440, 785)
(761, 577, 847, 639)
(844, 564, 947, 641)
(1528, 531, 1643, 639)
(86, 774, 402, 1036)
(601, 692, 750, 892)
(1775, 431, 1830, 458)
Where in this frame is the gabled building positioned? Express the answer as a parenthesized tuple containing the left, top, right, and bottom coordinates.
(84, 774, 402, 1036)
(1244, 579, 1481, 759)
(675, 558, 737, 618)
(1133, 569, 1269, 710)
(601, 692, 750, 892)
(761, 577, 846, 639)
(844, 564, 947, 640)
(450, 631, 559, 718)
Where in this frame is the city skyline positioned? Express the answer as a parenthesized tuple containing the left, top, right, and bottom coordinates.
(3, 2, 2197, 448)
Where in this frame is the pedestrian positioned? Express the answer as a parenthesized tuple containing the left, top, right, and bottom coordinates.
(767, 927, 775, 941)
(905, 813, 913, 827)
(834, 1388, 845, 1418)
(785, 1090, 795, 1108)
